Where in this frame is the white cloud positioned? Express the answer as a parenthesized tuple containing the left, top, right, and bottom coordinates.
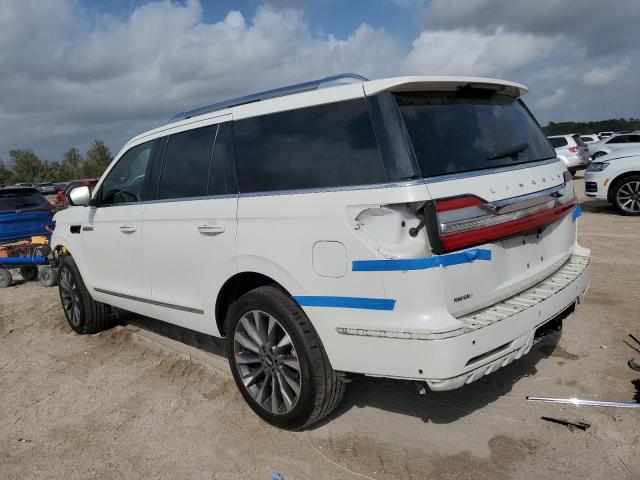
(534, 87, 568, 110)
(582, 63, 627, 87)
(404, 27, 554, 77)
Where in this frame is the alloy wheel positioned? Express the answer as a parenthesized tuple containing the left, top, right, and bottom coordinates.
(233, 310, 302, 415)
(616, 180, 640, 213)
(59, 267, 82, 327)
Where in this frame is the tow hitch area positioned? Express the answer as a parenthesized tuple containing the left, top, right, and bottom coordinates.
(534, 301, 576, 343)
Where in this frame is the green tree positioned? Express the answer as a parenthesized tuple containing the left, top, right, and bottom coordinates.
(59, 147, 85, 181)
(8, 149, 43, 183)
(83, 140, 112, 178)
(0, 159, 13, 186)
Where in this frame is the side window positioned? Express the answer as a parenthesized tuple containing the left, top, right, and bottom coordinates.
(234, 98, 385, 193)
(98, 141, 153, 205)
(157, 125, 216, 200)
(607, 136, 627, 144)
(629, 135, 640, 143)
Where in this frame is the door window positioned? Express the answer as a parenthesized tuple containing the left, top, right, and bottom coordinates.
(98, 141, 153, 205)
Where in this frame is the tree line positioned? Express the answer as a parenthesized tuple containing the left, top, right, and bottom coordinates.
(0, 140, 113, 186)
(543, 117, 640, 136)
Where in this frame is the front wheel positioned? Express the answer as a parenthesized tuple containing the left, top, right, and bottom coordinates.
(227, 286, 345, 430)
(612, 175, 640, 215)
(591, 151, 606, 160)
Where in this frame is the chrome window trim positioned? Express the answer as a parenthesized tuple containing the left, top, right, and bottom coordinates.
(94, 287, 204, 315)
(237, 179, 425, 198)
(422, 158, 560, 184)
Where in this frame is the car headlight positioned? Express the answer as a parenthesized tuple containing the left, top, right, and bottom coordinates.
(587, 161, 609, 172)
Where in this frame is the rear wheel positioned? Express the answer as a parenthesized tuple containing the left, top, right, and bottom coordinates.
(58, 255, 111, 333)
(612, 175, 640, 215)
(19, 266, 38, 281)
(0, 268, 12, 288)
(227, 286, 345, 430)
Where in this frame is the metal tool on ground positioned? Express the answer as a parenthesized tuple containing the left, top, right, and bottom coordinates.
(527, 396, 640, 409)
(629, 358, 640, 372)
(541, 416, 591, 431)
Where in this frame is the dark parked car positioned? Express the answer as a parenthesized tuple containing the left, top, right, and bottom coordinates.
(0, 187, 55, 243)
(36, 182, 57, 195)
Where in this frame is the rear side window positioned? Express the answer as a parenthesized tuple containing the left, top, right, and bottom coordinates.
(395, 90, 556, 177)
(158, 125, 216, 200)
(549, 137, 569, 148)
(0, 190, 46, 212)
(630, 135, 640, 143)
(607, 136, 628, 144)
(234, 99, 385, 193)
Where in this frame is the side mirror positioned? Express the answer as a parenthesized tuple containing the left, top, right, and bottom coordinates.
(68, 185, 91, 207)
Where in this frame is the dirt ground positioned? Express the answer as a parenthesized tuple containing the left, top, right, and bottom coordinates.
(1, 179, 639, 480)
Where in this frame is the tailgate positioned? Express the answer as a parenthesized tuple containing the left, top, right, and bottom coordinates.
(424, 160, 578, 316)
(0, 210, 54, 243)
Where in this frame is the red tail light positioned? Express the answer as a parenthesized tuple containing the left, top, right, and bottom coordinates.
(568, 146, 579, 153)
(430, 180, 577, 253)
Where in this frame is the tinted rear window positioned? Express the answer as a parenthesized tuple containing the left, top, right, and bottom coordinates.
(234, 98, 385, 193)
(395, 90, 556, 177)
(0, 191, 46, 212)
(549, 137, 569, 148)
(158, 125, 216, 200)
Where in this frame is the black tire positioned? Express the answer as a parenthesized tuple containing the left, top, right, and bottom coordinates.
(58, 255, 111, 333)
(38, 266, 58, 287)
(0, 268, 12, 288)
(19, 266, 39, 281)
(591, 151, 606, 160)
(226, 285, 345, 430)
(611, 175, 640, 216)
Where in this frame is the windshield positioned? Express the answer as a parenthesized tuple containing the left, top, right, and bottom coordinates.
(0, 191, 47, 212)
(394, 90, 556, 177)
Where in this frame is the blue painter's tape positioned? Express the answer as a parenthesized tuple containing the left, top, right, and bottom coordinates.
(572, 205, 582, 222)
(293, 296, 396, 311)
(0, 256, 47, 265)
(351, 248, 492, 272)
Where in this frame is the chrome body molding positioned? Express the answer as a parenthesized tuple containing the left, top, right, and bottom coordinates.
(93, 287, 205, 315)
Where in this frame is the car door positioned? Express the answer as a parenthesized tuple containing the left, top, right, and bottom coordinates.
(141, 116, 237, 334)
(82, 139, 158, 301)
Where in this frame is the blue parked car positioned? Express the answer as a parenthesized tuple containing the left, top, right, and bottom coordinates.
(0, 187, 55, 243)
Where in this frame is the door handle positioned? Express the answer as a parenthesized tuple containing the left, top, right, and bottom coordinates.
(197, 224, 225, 235)
(119, 225, 137, 234)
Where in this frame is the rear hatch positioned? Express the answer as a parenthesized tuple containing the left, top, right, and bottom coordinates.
(394, 87, 579, 316)
(0, 189, 54, 243)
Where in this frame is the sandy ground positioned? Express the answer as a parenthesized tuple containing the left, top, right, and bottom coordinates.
(1, 178, 639, 480)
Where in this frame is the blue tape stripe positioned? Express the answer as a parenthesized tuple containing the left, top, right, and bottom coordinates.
(572, 205, 582, 222)
(293, 296, 396, 311)
(352, 248, 492, 272)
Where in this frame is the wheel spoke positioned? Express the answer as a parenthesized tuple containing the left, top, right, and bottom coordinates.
(234, 331, 260, 354)
(240, 314, 264, 348)
(255, 312, 269, 344)
(256, 373, 271, 405)
(278, 367, 301, 396)
(243, 366, 265, 388)
(276, 334, 292, 349)
(271, 374, 280, 413)
(267, 316, 277, 344)
(279, 354, 300, 371)
(235, 352, 261, 365)
(276, 371, 294, 409)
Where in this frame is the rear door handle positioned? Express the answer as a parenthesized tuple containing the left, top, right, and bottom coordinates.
(119, 225, 137, 234)
(197, 224, 225, 235)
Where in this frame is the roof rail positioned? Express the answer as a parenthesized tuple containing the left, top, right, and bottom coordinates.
(168, 73, 368, 123)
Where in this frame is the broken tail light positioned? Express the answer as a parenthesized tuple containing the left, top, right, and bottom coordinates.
(428, 175, 577, 253)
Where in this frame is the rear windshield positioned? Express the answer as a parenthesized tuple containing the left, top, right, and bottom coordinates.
(394, 90, 556, 177)
(549, 137, 569, 148)
(0, 191, 46, 212)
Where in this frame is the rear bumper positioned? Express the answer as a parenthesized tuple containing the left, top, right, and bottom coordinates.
(332, 254, 590, 389)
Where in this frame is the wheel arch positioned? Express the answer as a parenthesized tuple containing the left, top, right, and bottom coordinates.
(215, 271, 293, 337)
(607, 170, 640, 202)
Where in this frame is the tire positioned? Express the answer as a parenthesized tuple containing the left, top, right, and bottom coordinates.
(58, 255, 111, 333)
(38, 266, 58, 287)
(226, 285, 345, 430)
(591, 151, 606, 160)
(0, 268, 12, 288)
(612, 175, 640, 216)
(19, 266, 38, 281)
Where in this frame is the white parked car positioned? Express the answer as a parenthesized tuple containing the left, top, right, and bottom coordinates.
(598, 131, 614, 138)
(51, 74, 590, 429)
(547, 134, 590, 174)
(585, 145, 640, 215)
(580, 134, 599, 145)
(589, 133, 640, 160)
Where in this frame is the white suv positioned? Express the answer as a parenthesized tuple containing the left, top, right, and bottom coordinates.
(589, 133, 640, 160)
(52, 74, 591, 429)
(547, 134, 590, 173)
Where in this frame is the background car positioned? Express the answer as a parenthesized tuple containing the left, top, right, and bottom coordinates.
(585, 145, 640, 215)
(580, 134, 599, 144)
(36, 182, 57, 195)
(547, 134, 590, 174)
(0, 187, 55, 243)
(598, 131, 614, 138)
(589, 133, 640, 160)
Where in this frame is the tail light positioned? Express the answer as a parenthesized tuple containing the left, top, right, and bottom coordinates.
(427, 176, 577, 253)
(568, 146, 579, 153)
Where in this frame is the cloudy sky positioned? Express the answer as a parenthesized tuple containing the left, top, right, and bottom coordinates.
(1, 0, 638, 161)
